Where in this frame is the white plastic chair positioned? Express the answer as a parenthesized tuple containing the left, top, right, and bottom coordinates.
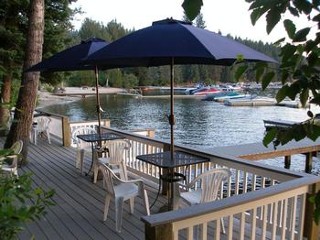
(71, 127, 97, 174)
(99, 163, 150, 232)
(31, 116, 51, 145)
(179, 168, 231, 233)
(1, 140, 23, 176)
(93, 139, 131, 183)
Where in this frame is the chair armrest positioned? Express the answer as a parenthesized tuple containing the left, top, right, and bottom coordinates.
(185, 175, 201, 189)
(115, 177, 143, 185)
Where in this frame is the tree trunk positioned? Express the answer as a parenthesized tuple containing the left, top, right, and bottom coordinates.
(0, 74, 12, 135)
(4, 0, 44, 165)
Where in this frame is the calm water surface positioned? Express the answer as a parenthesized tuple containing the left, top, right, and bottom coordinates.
(43, 94, 320, 175)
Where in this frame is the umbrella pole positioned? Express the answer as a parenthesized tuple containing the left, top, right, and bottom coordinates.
(168, 57, 175, 210)
(170, 58, 175, 159)
(95, 66, 102, 147)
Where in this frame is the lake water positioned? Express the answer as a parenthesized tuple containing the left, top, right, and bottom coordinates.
(42, 94, 320, 175)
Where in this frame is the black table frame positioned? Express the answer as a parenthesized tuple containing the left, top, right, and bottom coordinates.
(76, 133, 123, 175)
(136, 150, 209, 211)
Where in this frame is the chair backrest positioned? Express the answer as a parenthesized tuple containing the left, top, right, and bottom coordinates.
(100, 139, 131, 165)
(10, 140, 23, 155)
(6, 140, 24, 169)
(99, 163, 117, 196)
(71, 127, 97, 148)
(194, 168, 231, 203)
(34, 116, 51, 131)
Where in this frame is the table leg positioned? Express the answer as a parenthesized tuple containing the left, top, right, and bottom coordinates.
(85, 144, 96, 176)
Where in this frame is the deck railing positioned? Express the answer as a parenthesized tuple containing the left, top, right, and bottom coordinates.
(33, 110, 320, 239)
(102, 126, 320, 240)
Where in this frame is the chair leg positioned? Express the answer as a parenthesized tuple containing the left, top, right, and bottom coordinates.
(115, 197, 124, 232)
(129, 197, 135, 214)
(143, 189, 150, 216)
(46, 130, 51, 144)
(34, 130, 38, 145)
(103, 194, 111, 221)
(93, 162, 99, 184)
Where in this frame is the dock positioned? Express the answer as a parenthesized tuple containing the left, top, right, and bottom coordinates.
(224, 97, 276, 107)
(207, 138, 320, 173)
(263, 119, 300, 131)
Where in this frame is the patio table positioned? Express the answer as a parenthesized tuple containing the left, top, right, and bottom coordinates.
(76, 132, 123, 176)
(136, 150, 209, 211)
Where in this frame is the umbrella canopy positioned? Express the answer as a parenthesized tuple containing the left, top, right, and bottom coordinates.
(27, 37, 109, 72)
(26, 38, 109, 139)
(84, 18, 277, 210)
(85, 18, 277, 68)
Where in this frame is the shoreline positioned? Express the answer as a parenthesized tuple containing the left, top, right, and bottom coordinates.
(37, 87, 124, 108)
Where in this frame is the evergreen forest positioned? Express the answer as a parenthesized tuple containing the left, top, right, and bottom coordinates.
(1, 2, 280, 93)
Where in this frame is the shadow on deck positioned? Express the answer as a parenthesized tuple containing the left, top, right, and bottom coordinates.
(2, 137, 162, 240)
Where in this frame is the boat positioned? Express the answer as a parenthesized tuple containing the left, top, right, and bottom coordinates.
(276, 99, 309, 108)
(213, 93, 249, 102)
(224, 96, 276, 106)
(201, 91, 229, 101)
(192, 86, 221, 95)
(117, 89, 142, 98)
(202, 91, 246, 101)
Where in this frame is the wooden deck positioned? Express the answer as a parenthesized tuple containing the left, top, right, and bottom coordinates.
(2, 135, 319, 239)
(0, 137, 164, 240)
(207, 138, 320, 172)
(208, 138, 320, 160)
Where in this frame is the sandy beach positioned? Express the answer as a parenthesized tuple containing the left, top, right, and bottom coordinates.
(37, 87, 124, 108)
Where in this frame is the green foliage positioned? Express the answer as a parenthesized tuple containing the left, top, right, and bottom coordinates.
(245, 0, 320, 142)
(123, 73, 138, 89)
(0, 149, 14, 158)
(0, 173, 55, 240)
(42, 83, 54, 93)
(107, 69, 123, 88)
(182, 0, 203, 21)
(310, 190, 320, 224)
(0, 0, 78, 107)
(78, 18, 111, 41)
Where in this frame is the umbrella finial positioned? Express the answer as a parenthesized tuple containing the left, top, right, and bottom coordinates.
(152, 18, 192, 26)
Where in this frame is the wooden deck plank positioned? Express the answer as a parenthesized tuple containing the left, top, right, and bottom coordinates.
(0, 137, 165, 240)
(26, 144, 142, 239)
(20, 154, 113, 240)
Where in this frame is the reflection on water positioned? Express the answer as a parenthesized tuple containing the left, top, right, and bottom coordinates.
(43, 94, 320, 175)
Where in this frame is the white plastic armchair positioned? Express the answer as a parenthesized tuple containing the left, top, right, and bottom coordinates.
(179, 168, 231, 233)
(71, 127, 97, 174)
(31, 116, 51, 145)
(93, 139, 131, 183)
(1, 140, 23, 177)
(99, 163, 150, 232)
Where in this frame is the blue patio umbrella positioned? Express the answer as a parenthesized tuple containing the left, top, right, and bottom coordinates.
(84, 18, 277, 210)
(26, 37, 109, 139)
(85, 18, 277, 154)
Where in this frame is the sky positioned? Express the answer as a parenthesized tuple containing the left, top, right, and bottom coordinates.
(70, 0, 308, 43)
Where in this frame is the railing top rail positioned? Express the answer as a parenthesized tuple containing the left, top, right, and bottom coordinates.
(102, 126, 165, 148)
(35, 108, 66, 119)
(141, 175, 320, 227)
(105, 127, 313, 180)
